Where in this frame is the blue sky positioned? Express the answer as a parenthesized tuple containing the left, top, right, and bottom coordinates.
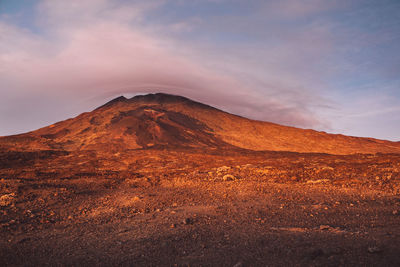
(0, 0, 399, 140)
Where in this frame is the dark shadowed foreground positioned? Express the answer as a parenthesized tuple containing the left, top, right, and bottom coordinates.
(1, 148, 400, 266)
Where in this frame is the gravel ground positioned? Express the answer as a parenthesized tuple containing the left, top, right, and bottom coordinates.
(1, 149, 400, 266)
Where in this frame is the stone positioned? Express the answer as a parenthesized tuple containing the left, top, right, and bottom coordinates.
(0, 193, 15, 207)
(367, 246, 383, 253)
(223, 174, 236, 181)
(232, 262, 243, 267)
(183, 218, 193, 225)
(319, 225, 331, 230)
(217, 166, 231, 172)
(131, 196, 140, 202)
(306, 179, 329, 184)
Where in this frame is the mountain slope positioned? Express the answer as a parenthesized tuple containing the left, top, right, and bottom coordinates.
(1, 93, 399, 154)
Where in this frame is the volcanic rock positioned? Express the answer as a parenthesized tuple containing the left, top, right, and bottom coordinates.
(1, 93, 400, 155)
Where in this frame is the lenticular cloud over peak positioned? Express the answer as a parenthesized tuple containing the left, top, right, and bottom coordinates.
(0, 0, 327, 136)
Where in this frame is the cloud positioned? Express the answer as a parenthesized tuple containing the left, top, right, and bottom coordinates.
(0, 0, 333, 136)
(261, 0, 343, 19)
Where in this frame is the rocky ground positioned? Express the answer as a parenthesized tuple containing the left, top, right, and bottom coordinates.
(1, 148, 400, 266)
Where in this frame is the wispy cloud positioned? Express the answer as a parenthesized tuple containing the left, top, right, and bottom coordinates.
(0, 0, 329, 136)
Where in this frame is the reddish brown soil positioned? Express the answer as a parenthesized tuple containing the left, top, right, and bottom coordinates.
(1, 148, 400, 266)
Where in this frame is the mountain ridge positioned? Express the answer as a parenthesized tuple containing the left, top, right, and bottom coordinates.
(1, 93, 399, 155)
(96, 93, 220, 113)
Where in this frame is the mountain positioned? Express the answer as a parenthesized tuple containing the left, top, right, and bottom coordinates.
(1, 93, 399, 154)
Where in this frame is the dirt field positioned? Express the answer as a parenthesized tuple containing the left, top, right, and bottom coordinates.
(1, 148, 400, 266)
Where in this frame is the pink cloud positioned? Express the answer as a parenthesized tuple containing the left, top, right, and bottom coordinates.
(0, 0, 327, 136)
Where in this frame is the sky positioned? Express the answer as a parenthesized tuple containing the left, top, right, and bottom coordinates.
(0, 0, 399, 141)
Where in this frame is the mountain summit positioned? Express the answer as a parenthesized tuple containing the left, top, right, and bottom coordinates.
(1, 93, 400, 154)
